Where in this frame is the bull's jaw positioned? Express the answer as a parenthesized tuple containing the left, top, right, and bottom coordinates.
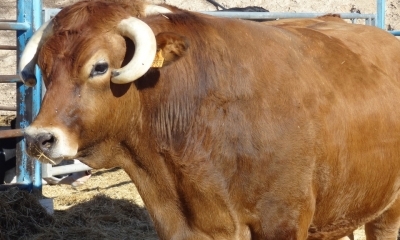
(24, 126, 78, 165)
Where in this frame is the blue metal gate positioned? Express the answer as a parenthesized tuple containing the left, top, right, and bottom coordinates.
(0, 0, 43, 191)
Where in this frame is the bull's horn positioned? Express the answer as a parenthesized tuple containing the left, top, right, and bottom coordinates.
(144, 5, 172, 15)
(19, 20, 53, 87)
(111, 17, 156, 84)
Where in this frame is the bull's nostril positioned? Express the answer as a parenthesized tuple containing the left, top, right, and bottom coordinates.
(37, 132, 56, 151)
(42, 136, 54, 148)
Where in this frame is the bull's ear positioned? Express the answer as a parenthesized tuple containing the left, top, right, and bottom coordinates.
(152, 32, 189, 68)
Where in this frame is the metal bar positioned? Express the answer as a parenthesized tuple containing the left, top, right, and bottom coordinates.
(16, 0, 31, 189)
(0, 106, 17, 111)
(15, 0, 43, 192)
(43, 8, 60, 20)
(376, 0, 385, 29)
(50, 163, 92, 176)
(0, 45, 17, 50)
(0, 75, 21, 83)
(0, 129, 24, 139)
(42, 160, 92, 178)
(389, 30, 400, 36)
(201, 11, 376, 21)
(0, 22, 30, 31)
(31, 0, 43, 191)
(330, 13, 375, 21)
(41, 161, 51, 178)
(44, 8, 377, 25)
(365, 17, 371, 26)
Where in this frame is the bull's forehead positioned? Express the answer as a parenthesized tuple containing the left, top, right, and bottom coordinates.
(37, 0, 137, 80)
(38, 29, 126, 82)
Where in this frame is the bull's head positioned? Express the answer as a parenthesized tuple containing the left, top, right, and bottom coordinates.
(19, 1, 188, 167)
(19, 3, 172, 86)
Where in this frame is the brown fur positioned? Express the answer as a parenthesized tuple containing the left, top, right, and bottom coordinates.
(27, 0, 400, 239)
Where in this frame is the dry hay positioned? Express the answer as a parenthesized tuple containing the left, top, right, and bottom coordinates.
(0, 187, 53, 239)
(0, 168, 158, 240)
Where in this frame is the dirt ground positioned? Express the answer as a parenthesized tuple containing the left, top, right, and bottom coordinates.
(1, 0, 399, 239)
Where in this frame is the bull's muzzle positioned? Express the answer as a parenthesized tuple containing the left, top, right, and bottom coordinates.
(25, 130, 58, 164)
(24, 127, 77, 165)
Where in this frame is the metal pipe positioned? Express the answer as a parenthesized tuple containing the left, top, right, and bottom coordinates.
(333, 13, 376, 22)
(0, 106, 17, 111)
(0, 129, 24, 139)
(45, 8, 376, 23)
(15, 0, 43, 192)
(0, 22, 30, 31)
(41, 162, 51, 178)
(202, 11, 376, 21)
(0, 45, 17, 50)
(31, 0, 44, 191)
(50, 163, 92, 176)
(389, 30, 400, 36)
(376, 0, 385, 29)
(0, 75, 20, 83)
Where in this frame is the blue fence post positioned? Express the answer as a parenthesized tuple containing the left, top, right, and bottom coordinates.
(376, 0, 385, 29)
(16, 0, 43, 192)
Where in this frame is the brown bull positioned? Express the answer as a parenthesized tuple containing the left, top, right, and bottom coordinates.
(19, 0, 400, 239)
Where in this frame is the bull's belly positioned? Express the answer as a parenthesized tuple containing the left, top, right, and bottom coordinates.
(309, 187, 400, 239)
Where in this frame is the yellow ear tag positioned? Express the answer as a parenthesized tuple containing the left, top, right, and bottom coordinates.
(152, 49, 164, 68)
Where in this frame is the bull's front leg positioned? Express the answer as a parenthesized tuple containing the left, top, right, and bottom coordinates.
(252, 192, 315, 239)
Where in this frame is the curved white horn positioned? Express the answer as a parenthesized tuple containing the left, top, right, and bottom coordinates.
(144, 5, 172, 15)
(111, 17, 157, 84)
(19, 20, 53, 87)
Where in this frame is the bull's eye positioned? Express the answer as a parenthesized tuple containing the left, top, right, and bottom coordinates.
(90, 61, 109, 77)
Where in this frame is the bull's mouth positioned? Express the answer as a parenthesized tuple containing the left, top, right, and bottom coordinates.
(26, 144, 64, 165)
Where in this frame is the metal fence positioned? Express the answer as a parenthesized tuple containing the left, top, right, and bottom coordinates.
(202, 12, 377, 25)
(0, 0, 43, 191)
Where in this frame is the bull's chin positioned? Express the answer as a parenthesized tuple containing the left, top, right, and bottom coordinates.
(26, 149, 74, 165)
(74, 151, 118, 169)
